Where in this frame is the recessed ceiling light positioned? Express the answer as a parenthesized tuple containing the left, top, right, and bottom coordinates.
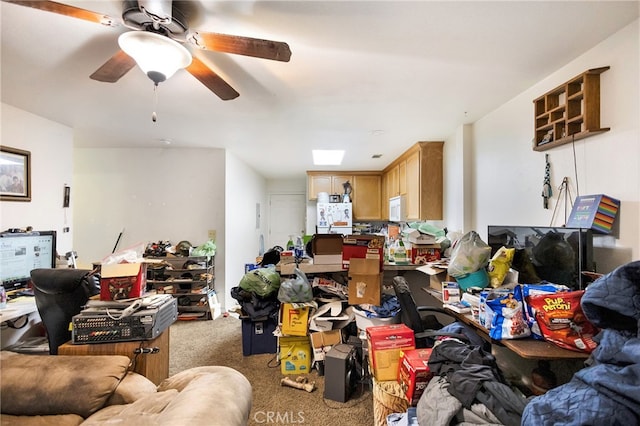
(312, 150, 345, 165)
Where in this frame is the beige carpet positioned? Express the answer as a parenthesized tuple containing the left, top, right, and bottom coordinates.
(169, 317, 374, 426)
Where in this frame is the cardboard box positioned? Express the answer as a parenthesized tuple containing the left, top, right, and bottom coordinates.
(309, 329, 342, 363)
(342, 235, 385, 270)
(398, 348, 434, 405)
(411, 244, 441, 264)
(100, 262, 147, 301)
(348, 258, 382, 305)
(312, 234, 343, 265)
(442, 281, 461, 303)
(280, 303, 310, 336)
(406, 229, 437, 245)
(367, 324, 415, 382)
(279, 336, 311, 375)
(566, 194, 620, 234)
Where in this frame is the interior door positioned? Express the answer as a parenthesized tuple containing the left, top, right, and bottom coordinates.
(268, 193, 306, 250)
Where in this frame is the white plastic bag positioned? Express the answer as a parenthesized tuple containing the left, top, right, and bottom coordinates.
(278, 268, 313, 303)
(447, 231, 492, 278)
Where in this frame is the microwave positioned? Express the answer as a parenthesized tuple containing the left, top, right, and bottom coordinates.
(389, 195, 406, 222)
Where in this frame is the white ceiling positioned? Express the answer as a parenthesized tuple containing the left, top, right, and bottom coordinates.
(2, 1, 638, 179)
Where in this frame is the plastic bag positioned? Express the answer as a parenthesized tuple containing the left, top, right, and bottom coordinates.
(487, 246, 515, 288)
(239, 266, 281, 297)
(278, 268, 313, 303)
(521, 282, 570, 340)
(487, 286, 531, 340)
(527, 290, 598, 353)
(447, 231, 492, 278)
(191, 240, 217, 258)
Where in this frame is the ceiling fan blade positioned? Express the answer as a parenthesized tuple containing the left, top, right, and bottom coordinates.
(90, 50, 136, 83)
(190, 31, 291, 62)
(186, 56, 239, 101)
(2, 0, 119, 26)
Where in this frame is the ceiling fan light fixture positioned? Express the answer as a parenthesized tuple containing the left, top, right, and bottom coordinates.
(118, 31, 192, 84)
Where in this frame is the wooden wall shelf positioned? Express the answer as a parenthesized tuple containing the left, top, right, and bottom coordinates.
(533, 67, 609, 151)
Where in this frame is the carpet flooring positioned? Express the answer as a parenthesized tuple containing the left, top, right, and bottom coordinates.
(168, 317, 375, 426)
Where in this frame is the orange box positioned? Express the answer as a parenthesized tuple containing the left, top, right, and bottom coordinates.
(398, 348, 434, 405)
(366, 324, 415, 382)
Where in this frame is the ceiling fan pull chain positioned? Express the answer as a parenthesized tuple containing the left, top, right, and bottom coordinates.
(152, 83, 159, 122)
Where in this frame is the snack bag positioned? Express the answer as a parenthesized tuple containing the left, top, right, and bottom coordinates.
(487, 287, 530, 340)
(521, 282, 570, 340)
(527, 290, 598, 353)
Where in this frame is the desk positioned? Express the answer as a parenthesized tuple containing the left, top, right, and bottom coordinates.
(58, 329, 170, 385)
(422, 288, 589, 361)
(0, 297, 37, 323)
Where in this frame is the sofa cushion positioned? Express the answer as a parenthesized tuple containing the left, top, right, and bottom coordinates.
(0, 352, 130, 418)
(0, 414, 84, 426)
(81, 389, 178, 425)
(105, 372, 158, 406)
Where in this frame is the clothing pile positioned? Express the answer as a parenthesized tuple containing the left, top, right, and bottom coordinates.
(522, 260, 640, 425)
(416, 339, 527, 426)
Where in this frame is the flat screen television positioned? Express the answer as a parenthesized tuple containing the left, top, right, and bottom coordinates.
(0, 231, 57, 290)
(487, 226, 594, 290)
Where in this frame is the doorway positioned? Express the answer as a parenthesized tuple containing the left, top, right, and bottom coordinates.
(268, 193, 306, 250)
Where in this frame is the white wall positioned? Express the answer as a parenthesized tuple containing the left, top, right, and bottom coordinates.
(0, 103, 74, 256)
(73, 147, 230, 303)
(467, 19, 639, 272)
(225, 152, 269, 309)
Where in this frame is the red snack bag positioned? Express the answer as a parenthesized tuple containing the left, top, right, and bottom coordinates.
(527, 290, 599, 353)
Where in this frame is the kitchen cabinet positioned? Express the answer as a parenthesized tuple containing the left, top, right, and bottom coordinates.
(383, 141, 443, 221)
(308, 171, 383, 220)
(307, 173, 353, 200)
(352, 174, 382, 220)
(533, 67, 609, 151)
(146, 256, 215, 320)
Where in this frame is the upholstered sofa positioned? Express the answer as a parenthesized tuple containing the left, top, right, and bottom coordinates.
(0, 351, 252, 425)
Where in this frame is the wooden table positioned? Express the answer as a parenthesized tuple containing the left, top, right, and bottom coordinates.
(58, 329, 170, 385)
(422, 287, 589, 360)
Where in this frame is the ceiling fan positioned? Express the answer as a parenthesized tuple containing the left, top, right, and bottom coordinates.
(3, 0, 292, 100)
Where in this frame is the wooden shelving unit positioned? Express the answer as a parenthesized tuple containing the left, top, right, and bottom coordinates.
(533, 67, 609, 151)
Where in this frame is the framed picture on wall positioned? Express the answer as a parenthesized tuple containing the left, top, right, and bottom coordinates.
(0, 146, 31, 202)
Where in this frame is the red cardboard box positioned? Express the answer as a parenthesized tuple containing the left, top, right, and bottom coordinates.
(342, 235, 385, 270)
(366, 324, 415, 382)
(411, 244, 442, 265)
(398, 348, 434, 405)
(100, 262, 147, 301)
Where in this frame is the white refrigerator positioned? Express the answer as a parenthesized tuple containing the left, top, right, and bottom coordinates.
(317, 202, 353, 235)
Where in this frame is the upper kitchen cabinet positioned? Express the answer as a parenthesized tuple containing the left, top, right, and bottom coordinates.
(352, 174, 382, 220)
(382, 141, 443, 221)
(307, 173, 353, 200)
(307, 171, 383, 220)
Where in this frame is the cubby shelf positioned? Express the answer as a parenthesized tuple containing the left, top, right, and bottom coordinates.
(533, 67, 609, 151)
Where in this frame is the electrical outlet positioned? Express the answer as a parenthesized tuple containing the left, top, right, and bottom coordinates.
(208, 229, 216, 241)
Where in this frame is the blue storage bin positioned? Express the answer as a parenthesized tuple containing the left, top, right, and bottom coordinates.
(241, 316, 277, 356)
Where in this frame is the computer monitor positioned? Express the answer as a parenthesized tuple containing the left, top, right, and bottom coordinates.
(0, 231, 57, 290)
(487, 226, 594, 290)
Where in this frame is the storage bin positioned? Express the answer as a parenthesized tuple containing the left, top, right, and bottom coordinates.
(241, 316, 277, 356)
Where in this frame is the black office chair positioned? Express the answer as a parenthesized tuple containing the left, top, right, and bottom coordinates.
(391, 276, 475, 349)
(30, 268, 100, 354)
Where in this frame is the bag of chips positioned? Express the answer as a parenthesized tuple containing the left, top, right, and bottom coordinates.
(527, 290, 598, 353)
(521, 282, 570, 340)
